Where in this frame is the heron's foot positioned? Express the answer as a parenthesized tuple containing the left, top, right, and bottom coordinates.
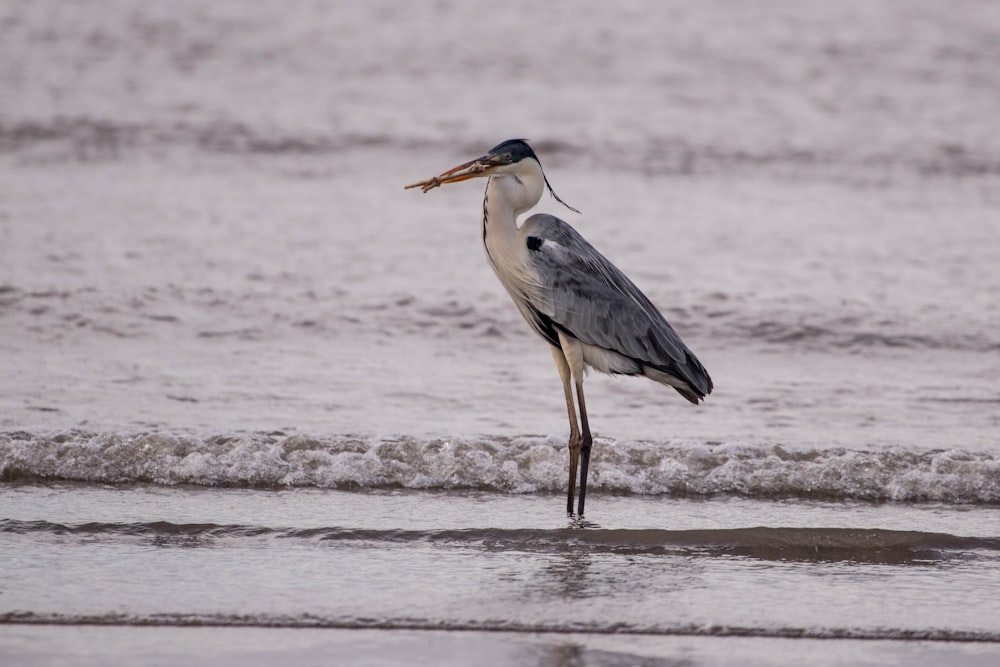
(569, 515, 599, 529)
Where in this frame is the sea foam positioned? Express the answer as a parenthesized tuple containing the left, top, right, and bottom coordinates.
(2, 430, 998, 503)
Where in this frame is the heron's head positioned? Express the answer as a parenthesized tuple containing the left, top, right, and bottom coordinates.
(406, 139, 579, 213)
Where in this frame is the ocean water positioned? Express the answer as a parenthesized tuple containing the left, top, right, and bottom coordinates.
(2, 1, 1000, 665)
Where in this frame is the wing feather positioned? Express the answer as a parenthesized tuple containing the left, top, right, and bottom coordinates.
(520, 214, 713, 398)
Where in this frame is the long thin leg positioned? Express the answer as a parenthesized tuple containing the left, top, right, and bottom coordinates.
(550, 346, 580, 515)
(575, 380, 594, 516)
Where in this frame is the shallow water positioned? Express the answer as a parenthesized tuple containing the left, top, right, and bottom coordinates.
(2, 1, 1000, 664)
(3, 485, 1000, 640)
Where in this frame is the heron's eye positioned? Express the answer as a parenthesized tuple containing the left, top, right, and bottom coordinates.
(502, 152, 512, 162)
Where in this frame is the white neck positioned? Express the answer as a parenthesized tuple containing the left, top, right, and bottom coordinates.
(480, 160, 545, 267)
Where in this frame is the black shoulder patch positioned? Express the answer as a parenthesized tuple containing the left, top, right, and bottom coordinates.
(526, 236, 543, 251)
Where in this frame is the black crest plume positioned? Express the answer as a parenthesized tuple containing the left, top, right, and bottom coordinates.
(489, 139, 581, 214)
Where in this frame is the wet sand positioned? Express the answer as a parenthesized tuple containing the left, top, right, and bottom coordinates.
(4, 625, 1000, 667)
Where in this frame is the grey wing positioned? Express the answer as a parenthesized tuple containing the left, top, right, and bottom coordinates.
(521, 214, 713, 401)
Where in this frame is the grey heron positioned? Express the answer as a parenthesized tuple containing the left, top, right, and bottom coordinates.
(406, 139, 712, 516)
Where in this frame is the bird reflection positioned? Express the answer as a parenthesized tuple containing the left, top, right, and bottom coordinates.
(537, 642, 695, 667)
(538, 549, 599, 600)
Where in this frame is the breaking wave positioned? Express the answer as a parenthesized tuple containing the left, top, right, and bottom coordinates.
(2, 430, 998, 503)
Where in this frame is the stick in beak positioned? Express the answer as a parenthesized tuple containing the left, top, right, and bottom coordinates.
(404, 156, 492, 193)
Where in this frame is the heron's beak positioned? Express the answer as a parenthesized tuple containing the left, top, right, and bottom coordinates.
(404, 154, 501, 193)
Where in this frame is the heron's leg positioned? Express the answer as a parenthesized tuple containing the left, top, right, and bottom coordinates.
(550, 346, 580, 515)
(575, 380, 594, 517)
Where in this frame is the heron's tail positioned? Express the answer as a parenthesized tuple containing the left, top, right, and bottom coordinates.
(672, 385, 706, 405)
(642, 352, 713, 405)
